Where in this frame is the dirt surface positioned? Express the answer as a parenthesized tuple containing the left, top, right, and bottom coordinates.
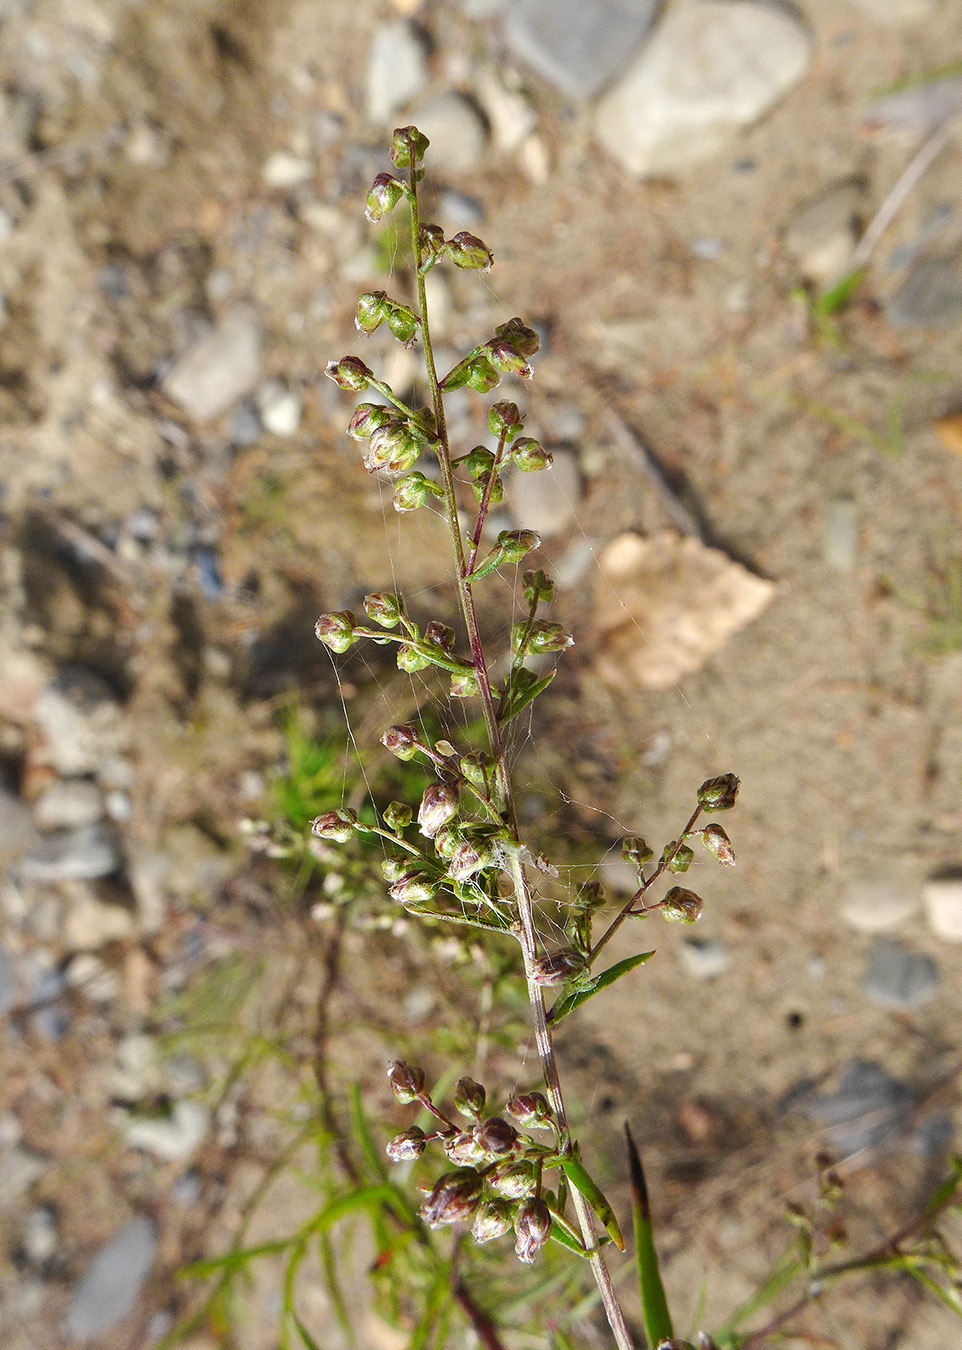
(1, 1, 962, 1347)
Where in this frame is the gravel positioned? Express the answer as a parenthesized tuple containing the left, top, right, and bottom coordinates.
(505, 0, 658, 99)
(860, 936, 939, 1010)
(366, 20, 429, 127)
(65, 1215, 158, 1340)
(19, 823, 122, 883)
(161, 306, 263, 422)
(33, 668, 127, 778)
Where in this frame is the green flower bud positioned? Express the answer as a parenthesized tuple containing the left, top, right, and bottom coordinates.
(473, 1116, 519, 1156)
(514, 620, 573, 655)
(390, 125, 430, 169)
(387, 1059, 425, 1104)
(522, 569, 555, 603)
(380, 853, 409, 882)
(433, 824, 460, 860)
(471, 470, 504, 504)
(446, 230, 494, 270)
(363, 592, 402, 628)
(485, 339, 532, 379)
(419, 1168, 483, 1228)
(325, 356, 373, 390)
(365, 421, 421, 475)
(465, 446, 495, 478)
(449, 670, 480, 698)
(530, 947, 585, 986)
(315, 611, 358, 653)
(389, 869, 440, 905)
(458, 753, 490, 790)
(380, 723, 420, 759)
(453, 1076, 487, 1120)
(576, 880, 606, 911)
(382, 801, 412, 833)
(365, 172, 406, 223)
(387, 303, 419, 344)
(622, 836, 654, 867)
(661, 886, 703, 924)
(355, 290, 389, 334)
(472, 1198, 515, 1244)
(463, 353, 501, 392)
(697, 773, 740, 811)
(397, 643, 431, 673)
(418, 223, 446, 270)
(494, 317, 540, 356)
(662, 841, 694, 873)
(511, 436, 552, 471)
(496, 529, 540, 564)
(423, 621, 456, 654)
(394, 471, 441, 512)
(386, 1125, 427, 1161)
(348, 402, 393, 440)
(505, 1092, 552, 1128)
(702, 823, 736, 865)
(489, 1160, 537, 1199)
(443, 1130, 487, 1165)
(488, 401, 523, 439)
(310, 808, 358, 843)
(418, 782, 459, 838)
(514, 1198, 552, 1263)
(448, 838, 489, 882)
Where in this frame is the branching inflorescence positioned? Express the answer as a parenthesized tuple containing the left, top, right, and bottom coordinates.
(314, 126, 739, 1350)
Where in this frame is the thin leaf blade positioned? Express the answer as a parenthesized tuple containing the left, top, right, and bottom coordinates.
(548, 952, 655, 1026)
(625, 1124, 674, 1347)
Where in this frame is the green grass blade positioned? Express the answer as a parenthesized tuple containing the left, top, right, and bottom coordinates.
(548, 952, 655, 1026)
(625, 1124, 674, 1347)
(349, 1081, 390, 1182)
(560, 1153, 625, 1251)
(714, 1248, 802, 1336)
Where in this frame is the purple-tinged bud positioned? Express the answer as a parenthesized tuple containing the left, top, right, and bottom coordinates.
(577, 880, 606, 911)
(458, 753, 490, 790)
(450, 671, 480, 698)
(471, 470, 503, 505)
(365, 422, 420, 475)
(663, 841, 694, 873)
(448, 839, 489, 882)
(389, 870, 439, 906)
(418, 223, 446, 270)
(622, 836, 654, 867)
(388, 304, 419, 344)
(423, 621, 456, 654)
(419, 1168, 483, 1228)
(511, 437, 552, 471)
(441, 353, 500, 393)
(443, 1130, 486, 1165)
(387, 1060, 426, 1104)
(465, 446, 496, 478)
(530, 948, 586, 986)
(355, 290, 389, 334)
(348, 402, 392, 440)
(446, 231, 494, 270)
(397, 643, 431, 673)
(315, 611, 358, 653)
(386, 1125, 427, 1162)
(325, 356, 373, 390)
(418, 783, 459, 838)
(472, 1198, 515, 1244)
(521, 569, 554, 603)
(381, 853, 409, 882)
(485, 339, 532, 379)
(390, 125, 430, 169)
(661, 886, 703, 924)
(513, 620, 574, 656)
(702, 823, 736, 865)
(514, 1198, 552, 1264)
(382, 801, 412, 833)
(489, 1160, 537, 1199)
(310, 808, 358, 843)
(696, 1335, 722, 1350)
(381, 723, 420, 760)
(488, 401, 524, 439)
(433, 824, 460, 860)
(473, 1117, 519, 1156)
(364, 592, 402, 628)
(697, 773, 740, 811)
(394, 471, 441, 512)
(506, 1092, 552, 1128)
(365, 172, 406, 223)
(496, 529, 540, 564)
(495, 317, 540, 357)
(453, 1077, 487, 1120)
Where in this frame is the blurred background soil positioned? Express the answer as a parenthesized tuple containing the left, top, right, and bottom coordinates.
(1, 0, 962, 1346)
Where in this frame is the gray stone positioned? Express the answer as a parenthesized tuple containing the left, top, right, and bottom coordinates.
(839, 873, 917, 932)
(593, 1, 814, 178)
(366, 20, 429, 127)
(506, 0, 659, 100)
(63, 884, 136, 950)
(922, 873, 962, 942)
(33, 668, 127, 777)
(806, 1059, 913, 1157)
(785, 181, 863, 285)
(887, 257, 962, 330)
(162, 307, 263, 422)
(866, 74, 962, 135)
(0, 788, 38, 864)
(65, 1215, 158, 1340)
(679, 935, 731, 980)
(409, 92, 488, 175)
(823, 495, 859, 572)
(861, 936, 939, 1010)
(256, 379, 302, 436)
(0, 1144, 46, 1207)
(33, 779, 103, 830)
(505, 446, 582, 538)
(22, 1205, 58, 1265)
(0, 942, 18, 1015)
(122, 1100, 210, 1162)
(20, 823, 121, 882)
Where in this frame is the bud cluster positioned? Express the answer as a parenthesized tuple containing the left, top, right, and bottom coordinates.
(442, 318, 540, 394)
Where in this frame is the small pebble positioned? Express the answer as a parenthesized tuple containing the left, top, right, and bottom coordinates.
(20, 823, 122, 883)
(122, 1100, 210, 1162)
(21, 1205, 58, 1265)
(505, 446, 582, 538)
(839, 873, 917, 932)
(785, 181, 863, 285)
(922, 873, 962, 942)
(257, 379, 302, 436)
(65, 1215, 158, 1340)
(506, 0, 658, 99)
(806, 1059, 913, 1156)
(162, 307, 263, 423)
(823, 495, 859, 572)
(366, 20, 429, 127)
(261, 150, 313, 189)
(0, 1144, 47, 1205)
(33, 667, 127, 778)
(887, 257, 962, 330)
(0, 942, 19, 1014)
(408, 92, 488, 175)
(63, 885, 136, 951)
(33, 779, 103, 831)
(679, 936, 731, 980)
(66, 952, 121, 1003)
(228, 399, 262, 446)
(861, 936, 939, 1010)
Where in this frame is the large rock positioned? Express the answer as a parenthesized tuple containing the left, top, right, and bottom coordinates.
(593, 1, 814, 177)
(366, 20, 429, 126)
(505, 0, 659, 100)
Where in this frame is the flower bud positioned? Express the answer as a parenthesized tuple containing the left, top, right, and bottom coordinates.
(530, 948, 586, 986)
(423, 621, 456, 654)
(661, 886, 703, 924)
(380, 853, 409, 882)
(418, 783, 459, 838)
(665, 841, 694, 873)
(310, 808, 358, 843)
(381, 723, 420, 760)
(387, 1060, 426, 1104)
(621, 836, 654, 867)
(355, 290, 389, 335)
(453, 1076, 486, 1120)
(522, 569, 554, 603)
(446, 230, 493, 270)
(450, 671, 480, 698)
(473, 1116, 519, 1156)
(448, 839, 489, 882)
(347, 402, 392, 440)
(418, 222, 446, 269)
(419, 1168, 483, 1227)
(397, 644, 431, 673)
(489, 1160, 537, 1199)
(472, 1198, 515, 1244)
(365, 421, 420, 475)
(389, 870, 439, 905)
(433, 824, 460, 860)
(390, 125, 430, 169)
(514, 620, 573, 655)
(394, 471, 440, 511)
(443, 1130, 487, 1165)
(697, 773, 740, 811)
(365, 172, 406, 222)
(496, 530, 540, 564)
(488, 401, 523, 439)
(506, 1092, 552, 1128)
(471, 470, 503, 504)
(386, 1125, 427, 1162)
(325, 356, 373, 390)
(466, 354, 501, 392)
(512, 437, 552, 471)
(514, 1198, 552, 1264)
(485, 339, 533, 379)
(364, 592, 402, 628)
(465, 446, 495, 478)
(387, 304, 419, 344)
(701, 823, 735, 865)
(458, 753, 490, 790)
(495, 317, 540, 357)
(315, 611, 358, 653)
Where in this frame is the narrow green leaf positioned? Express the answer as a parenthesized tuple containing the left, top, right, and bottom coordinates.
(318, 1230, 352, 1338)
(625, 1125, 674, 1347)
(183, 1237, 293, 1278)
(906, 1266, 962, 1317)
(560, 1154, 625, 1252)
(291, 1312, 324, 1350)
(814, 266, 865, 316)
(548, 952, 655, 1026)
(547, 1204, 589, 1257)
(714, 1248, 802, 1335)
(349, 1082, 389, 1182)
(498, 668, 556, 724)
